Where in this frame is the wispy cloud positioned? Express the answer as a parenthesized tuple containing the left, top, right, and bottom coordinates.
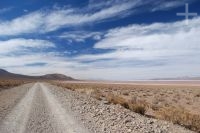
(0, 0, 194, 36)
(0, 12, 44, 36)
(151, 0, 196, 12)
(59, 31, 102, 42)
(0, 1, 137, 36)
(0, 38, 83, 76)
(0, 38, 55, 55)
(0, 7, 13, 14)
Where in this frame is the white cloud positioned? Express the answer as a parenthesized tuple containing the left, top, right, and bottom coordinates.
(0, 38, 85, 77)
(5, 55, 198, 81)
(78, 17, 200, 61)
(70, 17, 200, 80)
(0, 1, 137, 36)
(0, 0, 195, 36)
(0, 38, 55, 54)
(59, 31, 102, 42)
(0, 53, 89, 79)
(88, 0, 130, 10)
(0, 12, 44, 35)
(151, 0, 196, 12)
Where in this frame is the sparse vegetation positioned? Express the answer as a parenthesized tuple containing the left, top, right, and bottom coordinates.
(156, 107, 200, 131)
(51, 81, 200, 132)
(0, 80, 28, 91)
(195, 94, 200, 97)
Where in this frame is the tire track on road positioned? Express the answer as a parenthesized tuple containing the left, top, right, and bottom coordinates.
(0, 83, 90, 133)
(25, 83, 60, 133)
(0, 83, 37, 133)
(39, 83, 89, 133)
(0, 84, 31, 123)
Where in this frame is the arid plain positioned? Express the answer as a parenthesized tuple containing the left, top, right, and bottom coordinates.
(0, 79, 200, 132)
(53, 80, 200, 132)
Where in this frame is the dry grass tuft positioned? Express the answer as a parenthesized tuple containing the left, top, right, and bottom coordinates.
(0, 80, 28, 90)
(51, 81, 200, 132)
(156, 107, 200, 132)
(106, 94, 146, 115)
(195, 94, 200, 97)
(91, 90, 104, 100)
(106, 94, 129, 108)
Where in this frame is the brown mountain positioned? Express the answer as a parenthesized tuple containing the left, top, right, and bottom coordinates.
(0, 69, 74, 80)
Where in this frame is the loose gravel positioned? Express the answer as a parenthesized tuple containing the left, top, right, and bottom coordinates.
(0, 83, 195, 133)
(47, 83, 194, 133)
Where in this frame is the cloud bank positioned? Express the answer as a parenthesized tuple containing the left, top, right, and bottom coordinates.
(0, 0, 199, 80)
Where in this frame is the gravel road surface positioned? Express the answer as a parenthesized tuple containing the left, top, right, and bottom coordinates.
(0, 83, 194, 133)
(0, 83, 89, 133)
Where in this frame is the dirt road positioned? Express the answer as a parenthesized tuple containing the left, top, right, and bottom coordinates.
(0, 83, 194, 133)
(0, 83, 89, 133)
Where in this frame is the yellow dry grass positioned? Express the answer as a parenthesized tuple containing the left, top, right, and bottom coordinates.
(51, 81, 200, 132)
(156, 107, 200, 131)
(0, 80, 28, 90)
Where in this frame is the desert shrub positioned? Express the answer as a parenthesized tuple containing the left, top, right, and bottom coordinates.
(122, 91, 129, 96)
(106, 94, 146, 115)
(91, 90, 104, 100)
(106, 94, 129, 108)
(128, 97, 147, 115)
(195, 94, 200, 97)
(0, 80, 28, 90)
(156, 107, 200, 132)
(128, 104, 146, 115)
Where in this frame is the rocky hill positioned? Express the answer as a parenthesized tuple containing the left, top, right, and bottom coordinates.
(0, 69, 74, 81)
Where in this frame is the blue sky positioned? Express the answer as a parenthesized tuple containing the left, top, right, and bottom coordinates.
(0, 0, 200, 80)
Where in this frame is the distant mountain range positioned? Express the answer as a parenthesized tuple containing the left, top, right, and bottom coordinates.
(0, 69, 74, 81)
(153, 76, 200, 80)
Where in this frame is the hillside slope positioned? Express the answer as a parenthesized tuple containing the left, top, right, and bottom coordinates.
(0, 69, 74, 80)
